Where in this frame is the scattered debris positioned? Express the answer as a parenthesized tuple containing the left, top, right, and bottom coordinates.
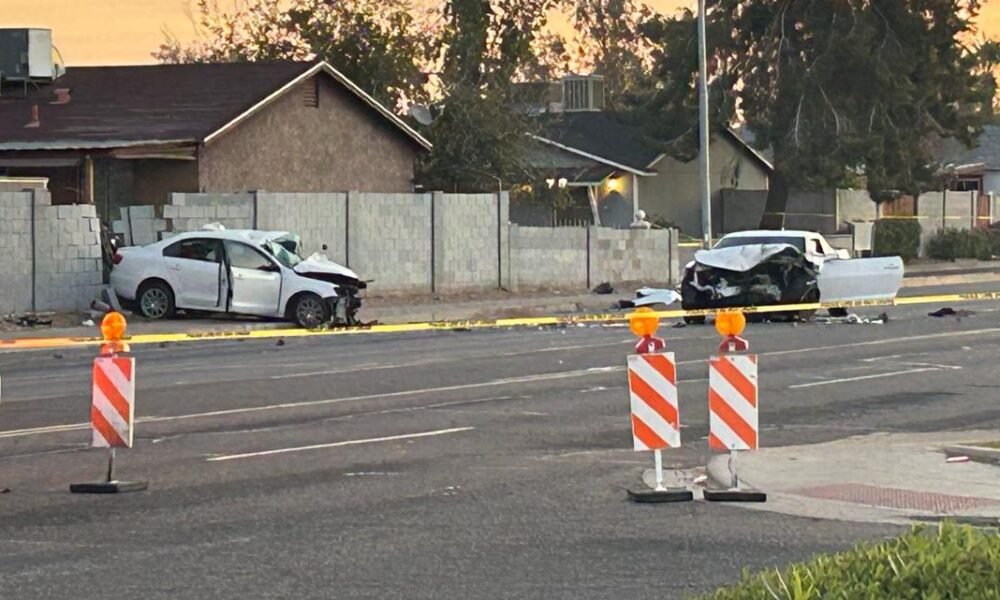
(2, 312, 55, 328)
(275, 339, 285, 347)
(671, 321, 687, 329)
(592, 282, 615, 295)
(928, 307, 976, 319)
(946, 455, 971, 463)
(81, 319, 95, 327)
(53, 353, 64, 360)
(816, 313, 885, 325)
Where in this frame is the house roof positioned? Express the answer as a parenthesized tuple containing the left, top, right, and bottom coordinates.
(0, 61, 431, 152)
(930, 124, 1000, 172)
(531, 112, 662, 176)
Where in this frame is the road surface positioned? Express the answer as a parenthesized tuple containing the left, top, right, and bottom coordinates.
(1, 290, 998, 599)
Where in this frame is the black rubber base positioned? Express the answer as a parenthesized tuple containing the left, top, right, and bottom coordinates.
(627, 488, 694, 503)
(703, 488, 767, 502)
(70, 481, 149, 494)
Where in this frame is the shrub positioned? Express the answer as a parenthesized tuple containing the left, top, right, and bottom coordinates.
(872, 219, 922, 261)
(926, 228, 1000, 261)
(699, 523, 1000, 600)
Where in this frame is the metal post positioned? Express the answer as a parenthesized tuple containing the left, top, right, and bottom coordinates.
(697, 0, 712, 247)
(106, 448, 116, 483)
(728, 449, 738, 489)
(653, 449, 665, 491)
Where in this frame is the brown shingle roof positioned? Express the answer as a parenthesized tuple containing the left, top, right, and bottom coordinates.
(0, 61, 431, 151)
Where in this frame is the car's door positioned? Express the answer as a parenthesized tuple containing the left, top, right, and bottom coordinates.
(161, 238, 224, 310)
(224, 241, 283, 316)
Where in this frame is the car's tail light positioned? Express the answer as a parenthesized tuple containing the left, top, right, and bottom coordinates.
(112, 253, 124, 265)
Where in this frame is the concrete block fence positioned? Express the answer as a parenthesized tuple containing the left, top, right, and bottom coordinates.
(127, 191, 679, 295)
(0, 189, 103, 314)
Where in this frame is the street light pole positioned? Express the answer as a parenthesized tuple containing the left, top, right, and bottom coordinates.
(697, 0, 712, 247)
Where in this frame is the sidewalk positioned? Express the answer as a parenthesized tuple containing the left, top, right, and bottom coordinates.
(705, 431, 1000, 525)
(0, 289, 620, 341)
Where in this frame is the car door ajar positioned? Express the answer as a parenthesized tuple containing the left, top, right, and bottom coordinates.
(161, 238, 224, 310)
(224, 241, 283, 317)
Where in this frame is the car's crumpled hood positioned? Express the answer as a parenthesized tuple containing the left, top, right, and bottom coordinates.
(693, 243, 807, 272)
(293, 254, 360, 281)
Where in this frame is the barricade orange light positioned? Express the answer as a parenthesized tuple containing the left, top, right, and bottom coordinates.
(714, 311, 746, 338)
(101, 312, 127, 342)
(629, 307, 660, 338)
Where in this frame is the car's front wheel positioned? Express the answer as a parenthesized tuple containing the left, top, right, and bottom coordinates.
(293, 293, 331, 329)
(137, 280, 175, 320)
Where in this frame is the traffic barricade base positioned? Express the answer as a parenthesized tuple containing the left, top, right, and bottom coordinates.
(628, 487, 694, 503)
(703, 488, 767, 503)
(70, 481, 148, 494)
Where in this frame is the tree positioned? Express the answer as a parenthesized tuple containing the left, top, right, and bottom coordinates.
(416, 0, 563, 192)
(567, 0, 658, 109)
(640, 0, 999, 227)
(154, 0, 433, 109)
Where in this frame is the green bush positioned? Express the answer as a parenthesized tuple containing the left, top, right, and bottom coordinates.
(699, 523, 1000, 600)
(873, 219, 922, 261)
(926, 228, 1000, 261)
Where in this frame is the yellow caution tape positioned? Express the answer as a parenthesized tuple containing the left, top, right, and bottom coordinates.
(2, 290, 999, 351)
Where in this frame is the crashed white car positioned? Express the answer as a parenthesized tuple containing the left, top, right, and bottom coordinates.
(110, 226, 366, 328)
(624, 230, 904, 323)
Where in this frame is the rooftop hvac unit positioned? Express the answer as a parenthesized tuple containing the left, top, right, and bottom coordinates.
(562, 75, 605, 112)
(0, 28, 58, 82)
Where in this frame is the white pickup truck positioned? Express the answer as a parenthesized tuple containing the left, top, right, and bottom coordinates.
(626, 230, 904, 322)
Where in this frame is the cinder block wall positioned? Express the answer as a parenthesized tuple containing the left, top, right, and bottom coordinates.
(118, 191, 677, 297)
(257, 192, 347, 261)
(590, 228, 675, 287)
(508, 226, 588, 291)
(0, 190, 103, 314)
(0, 192, 35, 313)
(434, 192, 508, 292)
(347, 193, 433, 293)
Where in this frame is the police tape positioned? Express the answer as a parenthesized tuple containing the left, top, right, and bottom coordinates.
(3, 290, 1000, 352)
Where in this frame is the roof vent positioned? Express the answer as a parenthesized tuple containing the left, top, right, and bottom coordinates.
(562, 75, 605, 112)
(24, 104, 39, 128)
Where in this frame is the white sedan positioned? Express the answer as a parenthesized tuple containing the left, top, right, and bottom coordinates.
(110, 227, 365, 328)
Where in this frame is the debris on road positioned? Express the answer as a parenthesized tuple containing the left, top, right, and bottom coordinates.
(946, 455, 970, 463)
(816, 313, 885, 325)
(591, 282, 614, 295)
(2, 312, 55, 328)
(929, 307, 976, 318)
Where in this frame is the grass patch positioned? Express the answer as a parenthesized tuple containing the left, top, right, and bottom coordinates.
(698, 522, 1000, 599)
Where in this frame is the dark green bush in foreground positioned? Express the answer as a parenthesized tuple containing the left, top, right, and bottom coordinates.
(926, 228, 1000, 261)
(700, 523, 1000, 599)
(872, 219, 922, 261)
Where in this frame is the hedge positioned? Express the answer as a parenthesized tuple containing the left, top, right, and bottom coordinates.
(699, 523, 1000, 600)
(872, 219, 922, 262)
(927, 228, 1000, 261)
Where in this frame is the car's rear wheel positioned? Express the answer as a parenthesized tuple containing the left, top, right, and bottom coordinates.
(293, 293, 330, 329)
(137, 280, 175, 320)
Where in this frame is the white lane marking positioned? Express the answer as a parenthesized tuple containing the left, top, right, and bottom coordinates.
(0, 367, 624, 439)
(788, 368, 940, 389)
(269, 341, 631, 380)
(897, 361, 963, 370)
(205, 426, 474, 462)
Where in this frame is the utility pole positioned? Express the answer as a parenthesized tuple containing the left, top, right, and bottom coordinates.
(697, 0, 712, 247)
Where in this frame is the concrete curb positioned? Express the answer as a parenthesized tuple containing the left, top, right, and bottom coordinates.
(705, 454, 737, 490)
(902, 272, 1000, 288)
(943, 444, 1000, 465)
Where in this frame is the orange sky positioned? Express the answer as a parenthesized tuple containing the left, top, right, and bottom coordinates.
(4, 0, 1000, 66)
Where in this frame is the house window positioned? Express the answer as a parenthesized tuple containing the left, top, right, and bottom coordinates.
(303, 78, 319, 108)
(949, 177, 981, 193)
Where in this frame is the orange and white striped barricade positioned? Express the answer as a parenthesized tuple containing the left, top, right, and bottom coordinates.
(704, 352, 766, 502)
(625, 351, 693, 503)
(70, 350, 148, 494)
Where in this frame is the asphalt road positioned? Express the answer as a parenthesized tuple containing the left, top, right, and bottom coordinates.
(2, 286, 999, 599)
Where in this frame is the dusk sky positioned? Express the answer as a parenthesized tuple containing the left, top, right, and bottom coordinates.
(5, 1, 1000, 66)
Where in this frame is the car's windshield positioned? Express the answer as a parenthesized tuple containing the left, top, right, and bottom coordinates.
(263, 240, 303, 269)
(714, 236, 805, 252)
